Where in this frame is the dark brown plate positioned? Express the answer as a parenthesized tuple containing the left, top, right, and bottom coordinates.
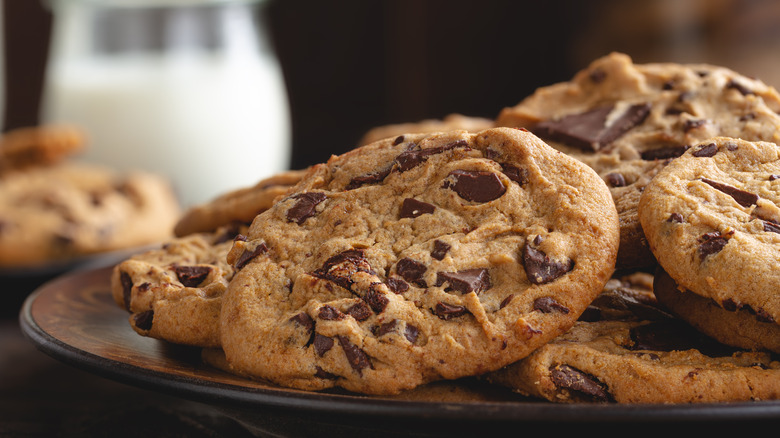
(19, 266, 780, 436)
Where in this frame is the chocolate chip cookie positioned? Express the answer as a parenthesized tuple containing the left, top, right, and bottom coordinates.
(358, 113, 494, 146)
(0, 124, 85, 174)
(496, 52, 780, 270)
(219, 127, 620, 395)
(173, 169, 307, 237)
(638, 136, 780, 342)
(111, 223, 245, 347)
(0, 163, 180, 267)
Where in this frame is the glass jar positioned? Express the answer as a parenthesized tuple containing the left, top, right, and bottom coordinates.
(40, 0, 291, 207)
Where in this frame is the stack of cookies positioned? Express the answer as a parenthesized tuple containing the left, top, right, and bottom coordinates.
(0, 125, 181, 269)
(110, 52, 780, 403)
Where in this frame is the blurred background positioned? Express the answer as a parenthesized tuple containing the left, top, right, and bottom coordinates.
(4, 0, 780, 201)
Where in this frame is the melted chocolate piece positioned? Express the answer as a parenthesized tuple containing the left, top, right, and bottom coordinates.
(764, 221, 780, 234)
(682, 119, 706, 132)
(533, 296, 570, 314)
(337, 335, 372, 374)
(234, 242, 269, 270)
(533, 103, 651, 152)
(120, 271, 133, 311)
(172, 265, 211, 287)
(396, 258, 427, 287)
(667, 213, 684, 223)
(311, 249, 373, 291)
(605, 172, 626, 187)
(286, 192, 327, 224)
(435, 268, 491, 294)
(500, 163, 529, 186)
(364, 285, 389, 313)
(726, 79, 754, 96)
(549, 364, 612, 402)
(432, 302, 469, 320)
(385, 277, 409, 294)
(290, 312, 315, 334)
(346, 166, 392, 190)
(313, 333, 334, 356)
(640, 145, 690, 160)
(691, 142, 718, 157)
(399, 198, 436, 218)
(698, 232, 728, 259)
(345, 301, 372, 321)
(314, 366, 339, 380)
(395, 140, 468, 172)
(374, 319, 417, 343)
(430, 240, 451, 261)
(133, 310, 154, 331)
(444, 169, 506, 203)
(318, 305, 346, 321)
(700, 178, 758, 207)
(522, 244, 574, 285)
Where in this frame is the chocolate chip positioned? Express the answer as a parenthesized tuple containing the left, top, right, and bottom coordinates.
(314, 366, 339, 379)
(393, 135, 405, 145)
(385, 277, 409, 294)
(289, 312, 315, 334)
(522, 244, 574, 285)
(533, 103, 651, 152)
(395, 140, 468, 171)
(432, 302, 469, 320)
(312, 249, 373, 291)
(234, 242, 268, 270)
(133, 310, 154, 331)
(500, 163, 528, 185)
(364, 285, 389, 313)
(337, 335, 372, 374)
(430, 240, 451, 261)
(345, 301, 372, 321)
(770, 175, 780, 181)
(700, 178, 758, 207)
(346, 166, 392, 190)
(172, 265, 211, 287)
(375, 320, 397, 337)
(605, 172, 626, 187)
(682, 119, 706, 132)
(668, 212, 684, 223)
(499, 294, 514, 309)
(313, 333, 334, 356)
(120, 271, 133, 311)
(640, 145, 690, 160)
(698, 232, 728, 259)
(404, 324, 420, 344)
(435, 268, 491, 294)
(399, 198, 436, 218)
(589, 68, 606, 83)
(443, 169, 506, 202)
(691, 142, 718, 157)
(549, 364, 612, 402)
(373, 320, 418, 343)
(286, 192, 327, 224)
(318, 305, 346, 321)
(726, 79, 754, 96)
(396, 258, 427, 287)
(533, 296, 570, 314)
(764, 221, 780, 234)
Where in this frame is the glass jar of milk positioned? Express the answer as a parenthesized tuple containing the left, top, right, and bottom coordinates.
(40, 0, 291, 208)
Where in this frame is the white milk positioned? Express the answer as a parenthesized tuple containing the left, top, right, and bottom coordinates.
(41, 1, 291, 208)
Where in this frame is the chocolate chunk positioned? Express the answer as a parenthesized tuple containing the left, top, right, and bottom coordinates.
(385, 277, 409, 294)
(364, 285, 389, 313)
(120, 271, 133, 311)
(605, 172, 626, 187)
(399, 198, 436, 218)
(726, 79, 754, 96)
(337, 335, 372, 374)
(691, 142, 718, 157)
(314, 366, 339, 380)
(533, 296, 570, 314)
(346, 166, 392, 190)
(701, 178, 758, 207)
(444, 169, 506, 202)
(318, 305, 346, 321)
(667, 212, 684, 223)
(549, 364, 612, 402)
(522, 244, 574, 285)
(396, 258, 427, 287)
(172, 265, 211, 287)
(313, 333, 334, 356)
(393, 135, 405, 145)
(764, 221, 780, 234)
(133, 310, 154, 331)
(770, 175, 780, 181)
(698, 232, 728, 259)
(375, 320, 397, 337)
(289, 312, 315, 334)
(500, 163, 528, 185)
(345, 301, 372, 321)
(311, 249, 373, 291)
(499, 294, 514, 309)
(404, 324, 420, 344)
(435, 268, 491, 294)
(432, 302, 469, 320)
(683, 119, 706, 132)
(640, 145, 690, 160)
(430, 240, 451, 261)
(395, 140, 468, 171)
(589, 68, 606, 83)
(286, 192, 327, 224)
(373, 320, 418, 343)
(533, 103, 650, 152)
(234, 242, 268, 270)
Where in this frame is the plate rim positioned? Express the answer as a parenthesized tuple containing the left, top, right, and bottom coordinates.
(17, 266, 780, 425)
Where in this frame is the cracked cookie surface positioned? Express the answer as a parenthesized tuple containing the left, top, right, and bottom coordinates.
(218, 127, 619, 395)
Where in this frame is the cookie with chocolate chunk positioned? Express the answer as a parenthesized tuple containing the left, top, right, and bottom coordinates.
(218, 127, 620, 395)
(173, 169, 307, 237)
(0, 163, 180, 267)
(0, 124, 85, 174)
(357, 113, 494, 146)
(654, 266, 780, 353)
(485, 316, 780, 403)
(111, 223, 245, 347)
(639, 137, 780, 342)
(496, 52, 780, 270)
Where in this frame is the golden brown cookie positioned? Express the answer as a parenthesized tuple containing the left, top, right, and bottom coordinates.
(0, 125, 85, 174)
(358, 113, 494, 146)
(218, 127, 619, 395)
